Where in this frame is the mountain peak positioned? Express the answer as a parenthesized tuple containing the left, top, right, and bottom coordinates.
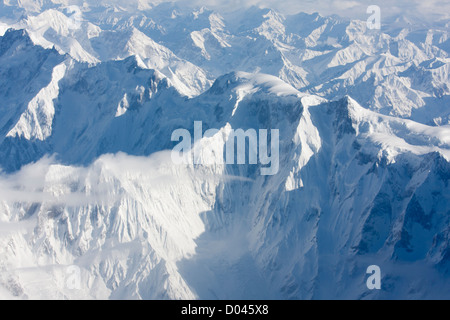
(208, 71, 302, 98)
(0, 28, 31, 50)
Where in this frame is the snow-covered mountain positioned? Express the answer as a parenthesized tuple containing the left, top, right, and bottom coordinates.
(0, 1, 449, 300)
(3, 2, 449, 123)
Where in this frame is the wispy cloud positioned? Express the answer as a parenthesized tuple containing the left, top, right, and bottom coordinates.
(0, 156, 105, 206)
(0, 152, 254, 209)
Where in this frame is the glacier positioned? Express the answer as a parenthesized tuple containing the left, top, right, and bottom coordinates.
(0, 1, 449, 300)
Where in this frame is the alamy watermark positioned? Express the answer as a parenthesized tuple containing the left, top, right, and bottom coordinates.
(65, 265, 81, 290)
(171, 121, 280, 176)
(366, 265, 381, 290)
(367, 5, 381, 30)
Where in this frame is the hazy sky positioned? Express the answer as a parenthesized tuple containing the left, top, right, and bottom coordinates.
(97, 0, 449, 22)
(180, 0, 449, 21)
(6, 0, 450, 23)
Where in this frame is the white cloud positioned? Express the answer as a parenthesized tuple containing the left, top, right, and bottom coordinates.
(333, 0, 360, 10)
(0, 151, 254, 209)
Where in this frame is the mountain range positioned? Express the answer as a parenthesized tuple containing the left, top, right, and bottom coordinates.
(0, 0, 449, 299)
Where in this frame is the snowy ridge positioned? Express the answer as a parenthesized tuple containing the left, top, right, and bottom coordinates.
(7, 62, 67, 140)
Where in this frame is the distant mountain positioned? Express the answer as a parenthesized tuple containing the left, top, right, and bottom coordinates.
(2, 2, 448, 124)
